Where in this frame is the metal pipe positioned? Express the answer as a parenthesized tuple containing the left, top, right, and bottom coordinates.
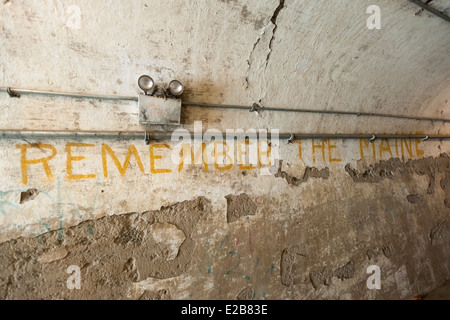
(0, 130, 448, 141)
(0, 87, 138, 102)
(408, 0, 450, 23)
(0, 130, 151, 140)
(182, 102, 450, 123)
(2, 86, 450, 123)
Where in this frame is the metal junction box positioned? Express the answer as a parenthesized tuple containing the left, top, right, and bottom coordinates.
(138, 94, 181, 126)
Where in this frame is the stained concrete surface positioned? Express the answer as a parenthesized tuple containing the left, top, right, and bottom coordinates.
(225, 193, 257, 223)
(0, 197, 209, 299)
(2, 155, 450, 299)
(422, 280, 450, 300)
(1, 140, 450, 300)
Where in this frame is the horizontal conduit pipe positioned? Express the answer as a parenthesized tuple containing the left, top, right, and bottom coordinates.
(182, 102, 450, 123)
(0, 87, 137, 102)
(0, 130, 449, 141)
(1, 87, 450, 123)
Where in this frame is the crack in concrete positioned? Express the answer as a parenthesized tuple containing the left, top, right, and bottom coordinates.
(248, 37, 261, 67)
(265, 0, 285, 68)
(245, 36, 262, 88)
(245, 0, 286, 89)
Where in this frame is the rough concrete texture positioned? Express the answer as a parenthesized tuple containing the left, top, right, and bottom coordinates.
(406, 194, 421, 204)
(280, 244, 310, 287)
(422, 280, 450, 300)
(334, 261, 356, 281)
(1, 0, 450, 300)
(345, 154, 450, 186)
(225, 193, 257, 223)
(275, 160, 330, 186)
(309, 267, 333, 289)
(1, 151, 450, 299)
(0, 197, 208, 299)
(237, 287, 255, 300)
(430, 220, 450, 246)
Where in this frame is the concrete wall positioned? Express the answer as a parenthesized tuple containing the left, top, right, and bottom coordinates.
(1, 0, 450, 299)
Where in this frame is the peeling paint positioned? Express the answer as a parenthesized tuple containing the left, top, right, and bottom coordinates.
(19, 189, 39, 204)
(225, 193, 257, 223)
(275, 160, 330, 186)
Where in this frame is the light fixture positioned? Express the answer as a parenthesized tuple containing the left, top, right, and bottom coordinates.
(169, 80, 184, 96)
(138, 75, 155, 95)
(137, 75, 182, 126)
